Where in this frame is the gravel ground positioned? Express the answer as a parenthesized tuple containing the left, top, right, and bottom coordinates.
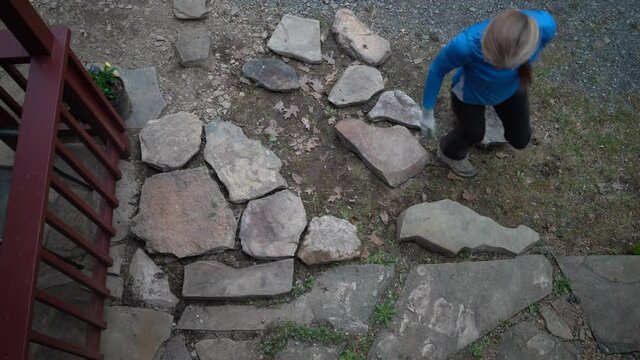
(21, 0, 640, 359)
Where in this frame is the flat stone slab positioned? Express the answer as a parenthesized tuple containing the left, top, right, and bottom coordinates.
(183, 259, 294, 299)
(369, 256, 553, 360)
(479, 106, 507, 149)
(140, 112, 203, 171)
(195, 339, 258, 360)
(329, 65, 384, 107)
(242, 59, 300, 92)
(107, 243, 126, 275)
(297, 216, 361, 265)
(120, 66, 166, 129)
(240, 190, 307, 259)
(336, 119, 428, 187)
(496, 322, 579, 360)
(173, 0, 210, 19)
(112, 160, 140, 242)
(176, 27, 211, 68)
(398, 199, 540, 256)
(204, 120, 287, 203)
(107, 275, 124, 300)
(277, 341, 343, 360)
(540, 305, 573, 340)
(129, 248, 179, 309)
(332, 8, 391, 66)
(368, 90, 422, 129)
(101, 306, 173, 360)
(162, 335, 190, 360)
(267, 14, 321, 64)
(131, 167, 236, 258)
(557, 256, 640, 353)
(178, 264, 394, 334)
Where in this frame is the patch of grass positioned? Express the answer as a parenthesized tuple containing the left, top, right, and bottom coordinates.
(528, 301, 540, 315)
(468, 336, 489, 359)
(261, 322, 344, 357)
(291, 275, 316, 297)
(366, 251, 400, 265)
(554, 276, 572, 295)
(373, 290, 396, 327)
(457, 249, 472, 260)
(339, 350, 365, 360)
(497, 320, 513, 331)
(324, 107, 337, 118)
(632, 243, 640, 255)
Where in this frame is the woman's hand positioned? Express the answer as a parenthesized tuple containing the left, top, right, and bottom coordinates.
(419, 108, 436, 139)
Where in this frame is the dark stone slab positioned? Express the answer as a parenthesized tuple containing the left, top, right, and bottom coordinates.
(242, 59, 300, 92)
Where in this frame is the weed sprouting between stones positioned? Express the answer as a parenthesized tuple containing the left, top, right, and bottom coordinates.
(373, 290, 396, 327)
(291, 274, 316, 298)
(528, 301, 541, 315)
(260, 322, 344, 357)
(553, 276, 572, 295)
(366, 251, 400, 266)
(467, 336, 490, 359)
(339, 349, 365, 360)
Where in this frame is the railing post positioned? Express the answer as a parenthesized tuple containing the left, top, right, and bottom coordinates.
(0, 27, 69, 360)
(0, 0, 54, 56)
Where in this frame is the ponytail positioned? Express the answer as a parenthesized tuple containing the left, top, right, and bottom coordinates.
(519, 62, 532, 88)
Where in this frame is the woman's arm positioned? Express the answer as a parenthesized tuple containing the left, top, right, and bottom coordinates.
(422, 33, 473, 110)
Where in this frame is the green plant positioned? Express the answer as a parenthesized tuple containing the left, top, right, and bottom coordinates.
(374, 291, 396, 326)
(324, 107, 337, 117)
(339, 350, 365, 360)
(528, 302, 540, 315)
(88, 62, 120, 100)
(554, 276, 572, 295)
(468, 337, 489, 359)
(497, 320, 513, 331)
(261, 322, 344, 356)
(631, 243, 640, 255)
(366, 251, 400, 265)
(291, 275, 315, 297)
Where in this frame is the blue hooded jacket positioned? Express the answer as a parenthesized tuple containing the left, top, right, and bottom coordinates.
(422, 10, 557, 109)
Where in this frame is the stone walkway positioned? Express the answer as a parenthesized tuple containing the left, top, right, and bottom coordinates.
(24, 5, 639, 360)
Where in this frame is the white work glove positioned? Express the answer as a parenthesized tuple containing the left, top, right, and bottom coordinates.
(419, 108, 436, 139)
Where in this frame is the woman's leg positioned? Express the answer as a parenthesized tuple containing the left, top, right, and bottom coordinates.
(440, 92, 486, 160)
(493, 90, 531, 149)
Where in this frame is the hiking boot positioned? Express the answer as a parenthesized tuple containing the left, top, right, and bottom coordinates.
(437, 148, 477, 178)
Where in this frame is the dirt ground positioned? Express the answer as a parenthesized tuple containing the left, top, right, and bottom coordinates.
(29, 0, 640, 358)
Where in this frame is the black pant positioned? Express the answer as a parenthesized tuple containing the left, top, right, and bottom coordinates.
(441, 90, 531, 160)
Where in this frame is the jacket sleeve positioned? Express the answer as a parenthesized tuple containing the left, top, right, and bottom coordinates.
(524, 10, 558, 63)
(422, 33, 473, 109)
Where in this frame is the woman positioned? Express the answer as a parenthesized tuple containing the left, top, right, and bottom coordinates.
(420, 10, 557, 177)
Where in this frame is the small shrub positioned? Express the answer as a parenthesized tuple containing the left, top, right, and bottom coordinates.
(631, 243, 640, 255)
(554, 276, 572, 295)
(88, 62, 120, 100)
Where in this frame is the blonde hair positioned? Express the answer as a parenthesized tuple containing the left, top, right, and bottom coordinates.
(482, 10, 540, 69)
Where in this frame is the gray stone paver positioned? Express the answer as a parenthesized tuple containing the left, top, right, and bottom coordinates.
(398, 199, 540, 256)
(178, 265, 394, 334)
(183, 259, 294, 299)
(328, 65, 384, 107)
(267, 14, 322, 64)
(120, 66, 166, 129)
(139, 111, 203, 171)
(369, 256, 553, 360)
(131, 167, 237, 258)
(336, 119, 428, 187)
(101, 306, 173, 360)
(204, 120, 287, 203)
(557, 256, 640, 353)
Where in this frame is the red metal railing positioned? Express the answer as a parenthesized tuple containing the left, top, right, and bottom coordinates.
(0, 1, 130, 359)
